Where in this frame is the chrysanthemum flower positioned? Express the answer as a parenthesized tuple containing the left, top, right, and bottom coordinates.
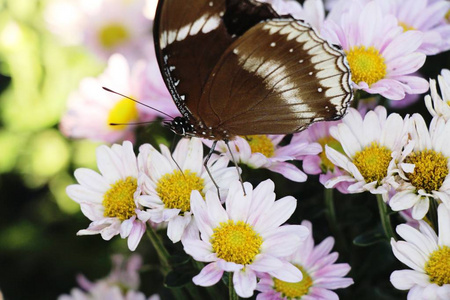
(66, 141, 146, 251)
(45, 0, 152, 61)
(425, 69, 450, 120)
(204, 135, 321, 182)
(182, 179, 310, 298)
(137, 138, 238, 243)
(389, 115, 450, 220)
(292, 121, 351, 194)
(58, 254, 156, 300)
(60, 54, 172, 143)
(325, 106, 409, 198)
(377, 0, 450, 55)
(322, 0, 428, 100)
(255, 220, 353, 300)
(390, 204, 450, 299)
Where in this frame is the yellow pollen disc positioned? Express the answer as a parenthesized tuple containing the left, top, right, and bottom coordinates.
(107, 98, 139, 131)
(398, 21, 415, 32)
(244, 135, 275, 157)
(98, 23, 130, 49)
(156, 170, 204, 213)
(445, 10, 450, 23)
(353, 142, 392, 184)
(210, 220, 262, 265)
(273, 265, 313, 298)
(425, 246, 450, 286)
(103, 177, 138, 221)
(318, 136, 344, 172)
(345, 46, 387, 86)
(405, 150, 449, 193)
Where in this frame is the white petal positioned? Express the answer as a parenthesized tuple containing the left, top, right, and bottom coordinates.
(233, 268, 257, 298)
(192, 262, 224, 287)
(390, 270, 428, 290)
(167, 214, 191, 243)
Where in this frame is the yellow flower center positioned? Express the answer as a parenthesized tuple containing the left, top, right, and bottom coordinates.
(405, 150, 449, 193)
(445, 10, 450, 23)
(103, 177, 137, 221)
(98, 23, 130, 49)
(243, 135, 275, 157)
(273, 265, 313, 298)
(425, 246, 450, 286)
(318, 136, 344, 172)
(156, 170, 205, 213)
(353, 142, 392, 184)
(107, 98, 139, 131)
(345, 46, 387, 86)
(398, 21, 415, 32)
(211, 220, 262, 265)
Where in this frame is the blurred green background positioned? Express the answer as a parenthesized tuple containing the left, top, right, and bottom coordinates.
(1, 0, 450, 299)
(0, 0, 160, 298)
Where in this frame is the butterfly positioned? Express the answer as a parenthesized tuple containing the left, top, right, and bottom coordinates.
(154, 0, 353, 145)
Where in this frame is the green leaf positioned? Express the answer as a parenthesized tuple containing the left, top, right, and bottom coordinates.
(164, 267, 197, 288)
(353, 230, 385, 246)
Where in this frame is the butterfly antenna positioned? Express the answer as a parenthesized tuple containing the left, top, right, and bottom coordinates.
(109, 121, 159, 126)
(204, 141, 222, 199)
(224, 140, 245, 196)
(102, 87, 175, 119)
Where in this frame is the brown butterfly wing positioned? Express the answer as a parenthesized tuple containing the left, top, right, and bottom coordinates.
(154, 0, 284, 122)
(196, 20, 353, 138)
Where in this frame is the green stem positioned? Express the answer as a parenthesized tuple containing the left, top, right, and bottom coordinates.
(427, 198, 439, 233)
(229, 273, 239, 300)
(146, 228, 171, 275)
(324, 188, 337, 225)
(376, 194, 396, 240)
(324, 188, 348, 253)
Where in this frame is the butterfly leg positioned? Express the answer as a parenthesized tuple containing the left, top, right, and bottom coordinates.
(224, 140, 246, 196)
(204, 140, 221, 199)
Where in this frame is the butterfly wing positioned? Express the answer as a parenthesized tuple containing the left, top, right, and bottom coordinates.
(154, 0, 284, 122)
(196, 20, 353, 136)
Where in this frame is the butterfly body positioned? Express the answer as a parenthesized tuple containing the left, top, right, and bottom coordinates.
(155, 0, 353, 141)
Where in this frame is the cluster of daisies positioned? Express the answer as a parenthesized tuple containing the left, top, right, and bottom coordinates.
(48, 0, 450, 299)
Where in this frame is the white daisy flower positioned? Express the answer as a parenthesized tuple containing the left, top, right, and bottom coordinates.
(390, 204, 450, 299)
(325, 106, 409, 198)
(256, 220, 354, 300)
(425, 69, 450, 121)
(45, 0, 152, 61)
(389, 115, 450, 220)
(66, 141, 147, 251)
(137, 138, 238, 243)
(182, 179, 310, 298)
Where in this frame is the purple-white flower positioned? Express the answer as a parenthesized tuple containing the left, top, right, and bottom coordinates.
(425, 69, 450, 121)
(292, 121, 351, 194)
(377, 0, 450, 55)
(390, 204, 450, 299)
(137, 138, 238, 243)
(322, 0, 429, 100)
(45, 0, 152, 61)
(389, 115, 450, 220)
(325, 107, 409, 198)
(182, 180, 310, 298)
(58, 254, 157, 300)
(60, 54, 173, 143)
(66, 141, 146, 251)
(256, 220, 353, 300)
(204, 135, 321, 182)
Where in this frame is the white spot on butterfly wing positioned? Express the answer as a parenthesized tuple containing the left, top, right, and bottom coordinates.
(270, 42, 276, 47)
